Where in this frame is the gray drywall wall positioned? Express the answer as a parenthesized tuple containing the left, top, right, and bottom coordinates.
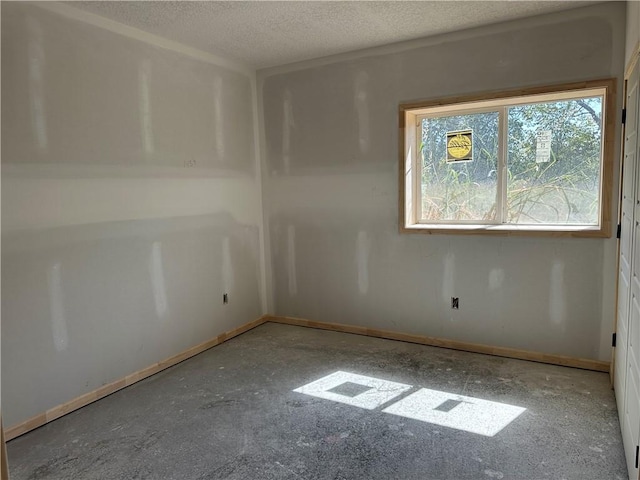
(259, 3, 626, 361)
(1, 3, 263, 427)
(627, 0, 639, 67)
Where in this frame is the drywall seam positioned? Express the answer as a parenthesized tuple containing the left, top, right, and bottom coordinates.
(4, 315, 270, 441)
(257, 3, 618, 78)
(255, 75, 275, 312)
(266, 316, 611, 373)
(250, 73, 270, 314)
(33, 2, 253, 75)
(1, 178, 263, 232)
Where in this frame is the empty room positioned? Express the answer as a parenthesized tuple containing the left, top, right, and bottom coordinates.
(2, 1, 640, 479)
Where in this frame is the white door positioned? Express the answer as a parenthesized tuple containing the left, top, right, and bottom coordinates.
(623, 291, 640, 479)
(623, 60, 640, 480)
(617, 64, 638, 419)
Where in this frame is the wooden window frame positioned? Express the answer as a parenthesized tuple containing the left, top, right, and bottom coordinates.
(399, 78, 617, 237)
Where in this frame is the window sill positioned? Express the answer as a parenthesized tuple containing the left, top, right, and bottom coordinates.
(401, 223, 610, 238)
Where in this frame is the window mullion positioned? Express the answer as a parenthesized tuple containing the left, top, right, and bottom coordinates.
(496, 107, 508, 224)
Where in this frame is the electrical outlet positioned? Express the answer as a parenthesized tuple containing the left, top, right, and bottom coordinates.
(451, 297, 459, 309)
(223, 293, 228, 304)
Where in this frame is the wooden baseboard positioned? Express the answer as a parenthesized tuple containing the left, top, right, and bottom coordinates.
(4, 316, 268, 441)
(1, 415, 9, 480)
(5, 313, 610, 442)
(265, 315, 610, 373)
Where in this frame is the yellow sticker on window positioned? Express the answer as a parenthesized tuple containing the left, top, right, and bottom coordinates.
(446, 130, 473, 162)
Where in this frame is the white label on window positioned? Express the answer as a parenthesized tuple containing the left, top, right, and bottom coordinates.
(293, 371, 412, 410)
(535, 130, 552, 163)
(382, 387, 526, 437)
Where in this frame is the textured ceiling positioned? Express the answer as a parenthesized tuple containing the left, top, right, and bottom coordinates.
(68, 1, 598, 69)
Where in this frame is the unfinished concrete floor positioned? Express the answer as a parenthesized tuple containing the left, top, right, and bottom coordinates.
(7, 322, 628, 479)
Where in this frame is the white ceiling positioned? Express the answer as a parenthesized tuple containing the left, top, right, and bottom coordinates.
(67, 1, 598, 69)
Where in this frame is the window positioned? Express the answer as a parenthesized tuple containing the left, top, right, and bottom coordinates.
(399, 79, 616, 236)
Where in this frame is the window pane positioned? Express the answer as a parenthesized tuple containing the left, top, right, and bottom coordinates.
(507, 97, 603, 225)
(421, 112, 499, 222)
